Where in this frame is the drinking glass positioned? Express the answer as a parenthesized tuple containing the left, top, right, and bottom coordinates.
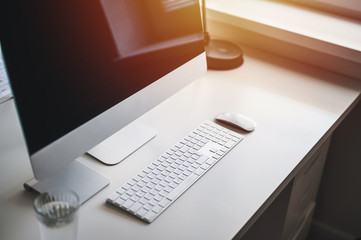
(33, 189, 80, 240)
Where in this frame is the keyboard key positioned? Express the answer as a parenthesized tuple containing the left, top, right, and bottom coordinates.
(136, 207, 148, 217)
(144, 211, 157, 222)
(108, 192, 120, 201)
(129, 202, 143, 213)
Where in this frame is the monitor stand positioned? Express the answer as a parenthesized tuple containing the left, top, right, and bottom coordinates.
(87, 121, 157, 165)
(24, 161, 110, 204)
(24, 121, 155, 204)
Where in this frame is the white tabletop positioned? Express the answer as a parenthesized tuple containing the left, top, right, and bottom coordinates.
(1, 47, 360, 240)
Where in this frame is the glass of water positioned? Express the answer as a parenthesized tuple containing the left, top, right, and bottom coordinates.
(34, 189, 80, 240)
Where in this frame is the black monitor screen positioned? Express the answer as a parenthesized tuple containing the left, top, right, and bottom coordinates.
(2, 0, 204, 154)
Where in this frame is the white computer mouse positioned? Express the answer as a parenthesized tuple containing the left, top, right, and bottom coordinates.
(215, 112, 256, 132)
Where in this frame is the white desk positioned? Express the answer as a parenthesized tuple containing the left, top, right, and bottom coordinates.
(1, 47, 360, 240)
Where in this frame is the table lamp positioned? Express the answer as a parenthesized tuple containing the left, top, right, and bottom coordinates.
(201, 0, 244, 70)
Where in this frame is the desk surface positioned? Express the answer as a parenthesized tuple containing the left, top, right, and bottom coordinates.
(1, 47, 360, 240)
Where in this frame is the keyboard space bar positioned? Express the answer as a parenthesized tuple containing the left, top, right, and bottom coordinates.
(167, 172, 201, 201)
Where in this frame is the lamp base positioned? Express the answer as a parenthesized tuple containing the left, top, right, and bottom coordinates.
(205, 39, 244, 70)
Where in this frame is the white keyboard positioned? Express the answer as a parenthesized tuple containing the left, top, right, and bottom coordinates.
(106, 121, 244, 223)
(0, 57, 12, 103)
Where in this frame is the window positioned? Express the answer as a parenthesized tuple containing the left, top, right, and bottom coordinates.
(284, 0, 361, 20)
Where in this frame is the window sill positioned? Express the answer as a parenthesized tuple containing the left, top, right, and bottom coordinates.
(205, 0, 361, 80)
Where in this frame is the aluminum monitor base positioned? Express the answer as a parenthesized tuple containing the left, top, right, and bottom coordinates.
(24, 160, 109, 205)
(87, 122, 157, 165)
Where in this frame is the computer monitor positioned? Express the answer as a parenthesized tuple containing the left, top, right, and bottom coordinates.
(2, 0, 206, 203)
